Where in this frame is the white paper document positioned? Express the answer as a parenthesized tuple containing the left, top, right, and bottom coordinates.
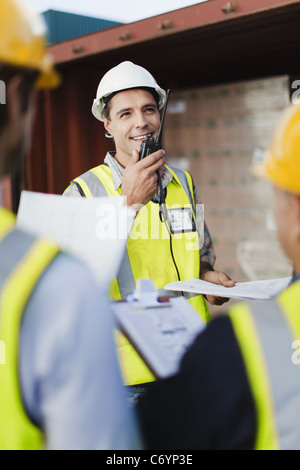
(164, 277, 292, 301)
(113, 295, 206, 379)
(17, 190, 133, 290)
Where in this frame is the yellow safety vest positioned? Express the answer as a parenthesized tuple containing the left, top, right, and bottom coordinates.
(68, 164, 211, 385)
(0, 208, 60, 450)
(229, 280, 300, 450)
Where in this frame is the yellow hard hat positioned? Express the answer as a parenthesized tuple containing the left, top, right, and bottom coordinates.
(0, 0, 59, 88)
(252, 104, 300, 195)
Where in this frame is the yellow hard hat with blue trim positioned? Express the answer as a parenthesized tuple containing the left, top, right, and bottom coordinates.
(252, 103, 300, 195)
(0, 0, 59, 88)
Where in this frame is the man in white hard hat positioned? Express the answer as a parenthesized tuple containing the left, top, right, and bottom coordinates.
(138, 104, 300, 450)
(63, 61, 235, 400)
(0, 1, 140, 450)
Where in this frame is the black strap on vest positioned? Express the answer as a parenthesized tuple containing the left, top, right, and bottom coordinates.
(71, 180, 86, 198)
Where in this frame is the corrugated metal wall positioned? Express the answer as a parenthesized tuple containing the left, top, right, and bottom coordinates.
(163, 75, 292, 286)
(27, 66, 115, 196)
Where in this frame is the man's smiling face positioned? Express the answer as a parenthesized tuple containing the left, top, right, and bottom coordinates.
(103, 88, 161, 166)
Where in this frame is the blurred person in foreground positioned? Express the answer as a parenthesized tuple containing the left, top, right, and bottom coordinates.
(0, 0, 141, 450)
(137, 103, 300, 450)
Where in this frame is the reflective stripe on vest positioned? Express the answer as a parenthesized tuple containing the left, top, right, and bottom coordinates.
(115, 248, 136, 298)
(229, 296, 300, 450)
(71, 165, 197, 298)
(0, 210, 59, 450)
(0, 229, 37, 288)
(170, 167, 196, 216)
(72, 165, 195, 203)
(72, 170, 107, 198)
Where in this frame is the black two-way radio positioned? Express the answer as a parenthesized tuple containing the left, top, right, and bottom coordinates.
(139, 89, 170, 204)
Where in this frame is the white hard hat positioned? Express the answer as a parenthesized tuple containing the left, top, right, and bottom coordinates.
(91, 61, 167, 121)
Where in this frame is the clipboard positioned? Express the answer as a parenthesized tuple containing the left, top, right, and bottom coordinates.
(112, 279, 206, 378)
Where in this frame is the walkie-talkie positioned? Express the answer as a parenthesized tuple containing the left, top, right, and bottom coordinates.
(139, 89, 182, 285)
(139, 89, 170, 204)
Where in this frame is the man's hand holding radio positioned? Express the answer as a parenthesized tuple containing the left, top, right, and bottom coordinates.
(122, 148, 165, 209)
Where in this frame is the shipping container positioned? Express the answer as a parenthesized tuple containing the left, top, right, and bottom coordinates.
(2, 0, 299, 297)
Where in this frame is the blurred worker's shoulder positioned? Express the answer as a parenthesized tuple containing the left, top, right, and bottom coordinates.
(180, 313, 242, 378)
(36, 250, 106, 306)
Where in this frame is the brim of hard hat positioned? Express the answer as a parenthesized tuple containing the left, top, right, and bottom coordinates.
(251, 154, 278, 189)
(251, 160, 268, 180)
(251, 154, 300, 195)
(0, 49, 60, 89)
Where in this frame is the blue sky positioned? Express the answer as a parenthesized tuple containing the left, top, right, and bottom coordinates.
(25, 0, 208, 23)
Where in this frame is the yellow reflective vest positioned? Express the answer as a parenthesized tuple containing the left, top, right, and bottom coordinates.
(0, 208, 59, 450)
(229, 279, 300, 450)
(68, 163, 211, 385)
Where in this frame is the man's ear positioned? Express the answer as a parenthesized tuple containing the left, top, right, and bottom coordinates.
(103, 118, 113, 138)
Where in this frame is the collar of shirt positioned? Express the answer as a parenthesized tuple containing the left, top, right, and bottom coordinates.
(104, 151, 175, 192)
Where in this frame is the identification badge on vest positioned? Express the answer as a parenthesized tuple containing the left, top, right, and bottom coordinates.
(166, 208, 196, 234)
